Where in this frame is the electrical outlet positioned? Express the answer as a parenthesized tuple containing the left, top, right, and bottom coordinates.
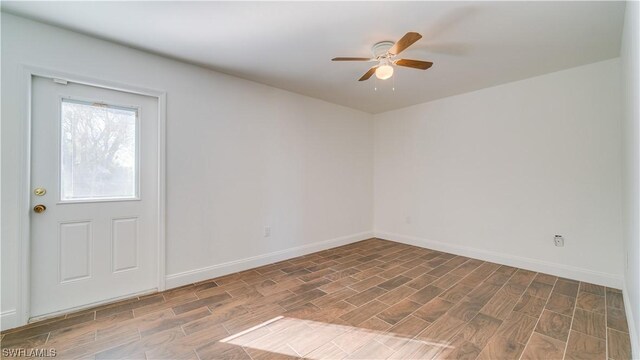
(264, 226, 271, 237)
(554, 235, 564, 247)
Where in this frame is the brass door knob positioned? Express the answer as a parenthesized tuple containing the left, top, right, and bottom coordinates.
(33, 204, 46, 213)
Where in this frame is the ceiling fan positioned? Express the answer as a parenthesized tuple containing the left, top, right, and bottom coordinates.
(332, 32, 433, 81)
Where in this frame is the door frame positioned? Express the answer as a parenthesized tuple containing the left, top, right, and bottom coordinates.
(18, 65, 167, 325)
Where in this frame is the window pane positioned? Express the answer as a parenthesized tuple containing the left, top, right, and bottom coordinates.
(61, 99, 137, 201)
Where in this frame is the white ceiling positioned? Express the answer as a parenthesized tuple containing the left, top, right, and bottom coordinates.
(2, 1, 626, 113)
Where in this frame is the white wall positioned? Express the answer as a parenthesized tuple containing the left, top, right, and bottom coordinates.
(621, 0, 640, 357)
(374, 59, 624, 287)
(1, 13, 373, 329)
(1, 9, 632, 339)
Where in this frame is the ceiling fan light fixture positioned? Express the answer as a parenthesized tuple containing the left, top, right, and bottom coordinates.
(375, 64, 394, 80)
(332, 32, 430, 82)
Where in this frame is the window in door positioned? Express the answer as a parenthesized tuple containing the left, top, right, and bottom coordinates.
(60, 98, 139, 202)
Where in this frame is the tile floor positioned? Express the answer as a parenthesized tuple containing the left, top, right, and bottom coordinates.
(0, 239, 632, 359)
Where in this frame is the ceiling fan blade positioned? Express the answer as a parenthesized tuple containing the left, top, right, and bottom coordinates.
(389, 32, 423, 55)
(359, 66, 378, 81)
(395, 59, 433, 70)
(332, 57, 373, 61)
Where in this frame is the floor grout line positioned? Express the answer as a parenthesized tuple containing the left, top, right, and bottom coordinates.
(326, 253, 476, 358)
(519, 276, 559, 360)
(432, 265, 520, 360)
(605, 286, 609, 360)
(468, 266, 523, 360)
(387, 260, 508, 360)
(561, 281, 579, 360)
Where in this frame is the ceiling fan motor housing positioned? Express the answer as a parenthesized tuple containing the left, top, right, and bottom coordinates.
(372, 41, 395, 59)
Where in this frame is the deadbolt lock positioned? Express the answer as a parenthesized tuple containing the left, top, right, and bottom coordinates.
(34, 188, 46, 196)
(33, 204, 46, 213)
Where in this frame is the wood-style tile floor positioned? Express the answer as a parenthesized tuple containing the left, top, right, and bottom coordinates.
(1, 239, 632, 359)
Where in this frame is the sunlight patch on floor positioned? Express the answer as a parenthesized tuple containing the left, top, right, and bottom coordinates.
(220, 316, 453, 359)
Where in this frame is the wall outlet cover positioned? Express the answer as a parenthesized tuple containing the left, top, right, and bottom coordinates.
(554, 235, 564, 247)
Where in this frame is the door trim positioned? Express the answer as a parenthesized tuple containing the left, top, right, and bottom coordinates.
(18, 65, 167, 326)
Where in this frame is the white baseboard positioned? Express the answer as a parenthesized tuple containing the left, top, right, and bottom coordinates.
(375, 231, 623, 288)
(165, 231, 374, 289)
(1, 309, 17, 331)
(622, 283, 640, 359)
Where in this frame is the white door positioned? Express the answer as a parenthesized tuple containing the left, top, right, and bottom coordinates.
(30, 76, 159, 318)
